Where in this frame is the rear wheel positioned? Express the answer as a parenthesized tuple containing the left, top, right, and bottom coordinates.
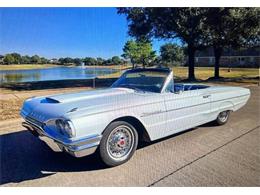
(99, 121, 138, 167)
(216, 110, 230, 125)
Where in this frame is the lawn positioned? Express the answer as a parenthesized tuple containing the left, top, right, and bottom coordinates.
(100, 66, 259, 81)
(172, 67, 259, 80)
(87, 64, 132, 70)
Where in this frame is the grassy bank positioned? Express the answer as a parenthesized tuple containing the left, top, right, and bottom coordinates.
(0, 64, 60, 70)
(100, 67, 259, 81)
(85, 64, 131, 70)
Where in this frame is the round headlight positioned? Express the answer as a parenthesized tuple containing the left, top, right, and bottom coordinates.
(56, 119, 64, 134)
(63, 121, 74, 137)
(55, 119, 75, 138)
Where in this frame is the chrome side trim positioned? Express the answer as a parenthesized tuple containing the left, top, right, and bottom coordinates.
(141, 110, 164, 117)
(140, 93, 250, 117)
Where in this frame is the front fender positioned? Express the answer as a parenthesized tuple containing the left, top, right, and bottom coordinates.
(69, 109, 147, 140)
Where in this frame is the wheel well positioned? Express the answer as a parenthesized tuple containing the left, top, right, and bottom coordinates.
(109, 116, 151, 142)
(218, 109, 232, 115)
(219, 101, 234, 112)
(216, 110, 232, 119)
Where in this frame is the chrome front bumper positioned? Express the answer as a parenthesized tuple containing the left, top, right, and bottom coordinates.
(22, 121, 102, 157)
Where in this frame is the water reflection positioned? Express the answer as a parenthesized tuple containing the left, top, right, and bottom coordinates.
(0, 67, 116, 83)
(2, 73, 41, 83)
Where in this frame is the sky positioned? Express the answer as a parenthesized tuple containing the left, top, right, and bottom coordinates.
(0, 7, 177, 59)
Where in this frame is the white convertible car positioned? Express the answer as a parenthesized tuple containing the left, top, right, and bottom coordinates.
(21, 68, 250, 166)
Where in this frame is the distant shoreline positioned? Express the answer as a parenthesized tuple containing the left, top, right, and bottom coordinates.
(82, 64, 131, 70)
(0, 64, 131, 71)
(0, 64, 60, 71)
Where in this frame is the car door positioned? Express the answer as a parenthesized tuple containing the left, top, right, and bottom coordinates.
(164, 87, 211, 134)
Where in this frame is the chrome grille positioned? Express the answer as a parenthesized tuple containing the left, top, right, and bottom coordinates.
(25, 116, 44, 129)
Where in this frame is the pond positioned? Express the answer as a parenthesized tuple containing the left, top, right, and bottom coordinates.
(0, 66, 117, 83)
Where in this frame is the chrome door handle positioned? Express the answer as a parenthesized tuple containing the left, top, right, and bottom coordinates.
(203, 95, 211, 98)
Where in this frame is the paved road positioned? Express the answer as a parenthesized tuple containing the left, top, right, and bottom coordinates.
(0, 86, 259, 186)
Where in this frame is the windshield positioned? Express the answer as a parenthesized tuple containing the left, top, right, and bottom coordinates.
(111, 69, 170, 93)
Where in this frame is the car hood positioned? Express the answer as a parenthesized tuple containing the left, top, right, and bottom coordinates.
(21, 88, 151, 122)
(46, 88, 132, 103)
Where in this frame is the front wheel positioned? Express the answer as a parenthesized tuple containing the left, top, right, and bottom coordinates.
(99, 121, 138, 167)
(215, 110, 231, 125)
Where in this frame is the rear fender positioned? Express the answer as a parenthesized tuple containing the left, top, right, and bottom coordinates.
(218, 101, 234, 113)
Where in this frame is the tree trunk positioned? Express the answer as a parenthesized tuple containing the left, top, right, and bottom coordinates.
(213, 46, 223, 78)
(131, 59, 135, 69)
(141, 57, 145, 68)
(187, 44, 196, 81)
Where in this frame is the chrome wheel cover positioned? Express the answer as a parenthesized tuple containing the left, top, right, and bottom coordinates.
(106, 125, 134, 161)
(218, 111, 229, 122)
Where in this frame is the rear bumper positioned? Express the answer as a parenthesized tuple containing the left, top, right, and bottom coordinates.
(22, 121, 102, 157)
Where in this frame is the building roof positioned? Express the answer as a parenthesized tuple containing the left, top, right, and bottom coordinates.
(195, 47, 260, 57)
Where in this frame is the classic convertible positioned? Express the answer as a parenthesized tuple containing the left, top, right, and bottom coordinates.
(21, 68, 250, 166)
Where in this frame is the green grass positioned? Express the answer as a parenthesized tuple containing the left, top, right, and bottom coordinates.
(87, 64, 132, 70)
(172, 67, 259, 80)
(100, 67, 259, 84)
(0, 64, 59, 70)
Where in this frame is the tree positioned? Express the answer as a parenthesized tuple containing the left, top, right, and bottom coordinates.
(122, 39, 156, 68)
(3, 54, 15, 64)
(160, 43, 185, 66)
(137, 40, 156, 67)
(122, 40, 139, 68)
(73, 58, 82, 65)
(10, 53, 22, 64)
(152, 56, 162, 66)
(64, 57, 74, 64)
(104, 58, 113, 65)
(59, 57, 74, 64)
(111, 56, 122, 65)
(3, 53, 52, 64)
(96, 57, 105, 65)
(83, 57, 97, 65)
(31, 55, 41, 64)
(40, 57, 48, 64)
(21, 55, 31, 64)
(118, 8, 208, 80)
(205, 8, 260, 78)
